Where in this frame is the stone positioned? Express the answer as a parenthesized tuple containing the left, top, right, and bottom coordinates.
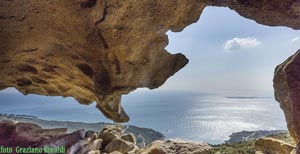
(0, 121, 67, 147)
(87, 150, 101, 154)
(295, 142, 300, 154)
(137, 139, 212, 154)
(127, 145, 140, 154)
(85, 130, 97, 138)
(274, 50, 300, 144)
(121, 133, 136, 144)
(109, 151, 123, 154)
(290, 149, 296, 154)
(104, 138, 135, 153)
(255, 137, 295, 154)
(211, 0, 300, 30)
(44, 129, 86, 150)
(71, 138, 103, 154)
(98, 125, 123, 146)
(1, 0, 299, 123)
(0, 122, 150, 154)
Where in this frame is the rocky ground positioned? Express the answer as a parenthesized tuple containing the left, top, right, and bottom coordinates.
(0, 120, 212, 154)
(0, 115, 296, 154)
(208, 133, 295, 154)
(0, 113, 164, 148)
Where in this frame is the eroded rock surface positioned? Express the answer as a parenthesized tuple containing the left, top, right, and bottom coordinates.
(0, 113, 165, 148)
(274, 50, 300, 149)
(211, 0, 300, 30)
(1, 0, 300, 123)
(137, 139, 212, 154)
(0, 0, 205, 123)
(0, 121, 67, 147)
(274, 50, 300, 143)
(0, 121, 140, 154)
(255, 137, 295, 154)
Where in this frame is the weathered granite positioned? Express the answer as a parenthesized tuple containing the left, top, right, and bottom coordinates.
(0, 121, 141, 154)
(255, 137, 295, 154)
(104, 138, 135, 153)
(274, 50, 300, 144)
(137, 139, 212, 154)
(1, 0, 300, 123)
(0, 113, 165, 148)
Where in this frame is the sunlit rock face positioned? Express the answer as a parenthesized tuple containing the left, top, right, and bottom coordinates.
(0, 0, 203, 122)
(255, 137, 295, 154)
(274, 50, 300, 145)
(0, 0, 300, 123)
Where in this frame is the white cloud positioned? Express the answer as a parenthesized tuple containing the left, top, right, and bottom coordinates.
(291, 36, 300, 43)
(223, 37, 262, 51)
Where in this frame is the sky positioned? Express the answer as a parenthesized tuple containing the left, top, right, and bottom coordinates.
(160, 6, 300, 93)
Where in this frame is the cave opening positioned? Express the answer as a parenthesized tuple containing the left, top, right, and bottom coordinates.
(0, 5, 299, 145)
(121, 6, 300, 143)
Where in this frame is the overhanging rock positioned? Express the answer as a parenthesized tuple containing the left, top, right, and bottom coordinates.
(0, 0, 300, 123)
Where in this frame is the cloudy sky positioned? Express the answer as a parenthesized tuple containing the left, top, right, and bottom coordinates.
(159, 6, 300, 93)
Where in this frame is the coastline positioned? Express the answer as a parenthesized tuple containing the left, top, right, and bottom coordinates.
(0, 113, 164, 148)
(0, 113, 293, 154)
(0, 113, 288, 145)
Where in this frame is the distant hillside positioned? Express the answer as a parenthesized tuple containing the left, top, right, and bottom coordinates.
(0, 113, 164, 148)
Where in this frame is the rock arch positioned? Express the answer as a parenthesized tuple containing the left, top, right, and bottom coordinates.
(0, 0, 300, 148)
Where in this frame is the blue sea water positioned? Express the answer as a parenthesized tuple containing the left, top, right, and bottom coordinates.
(0, 88, 287, 144)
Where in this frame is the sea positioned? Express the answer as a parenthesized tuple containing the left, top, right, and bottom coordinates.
(0, 88, 287, 144)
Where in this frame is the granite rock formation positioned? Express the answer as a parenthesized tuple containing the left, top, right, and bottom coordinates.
(0, 113, 165, 148)
(137, 139, 212, 154)
(1, 0, 300, 123)
(274, 50, 300, 152)
(0, 121, 139, 154)
(254, 137, 295, 154)
(1, 121, 214, 154)
(210, 0, 300, 30)
(0, 121, 68, 147)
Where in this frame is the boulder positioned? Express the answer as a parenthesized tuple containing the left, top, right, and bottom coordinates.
(138, 139, 212, 154)
(274, 50, 300, 144)
(45, 129, 85, 146)
(85, 130, 97, 138)
(127, 145, 139, 154)
(70, 138, 102, 154)
(0, 121, 68, 147)
(104, 138, 135, 153)
(109, 151, 123, 154)
(98, 125, 123, 146)
(290, 149, 296, 154)
(255, 137, 295, 154)
(87, 150, 101, 154)
(121, 133, 136, 144)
